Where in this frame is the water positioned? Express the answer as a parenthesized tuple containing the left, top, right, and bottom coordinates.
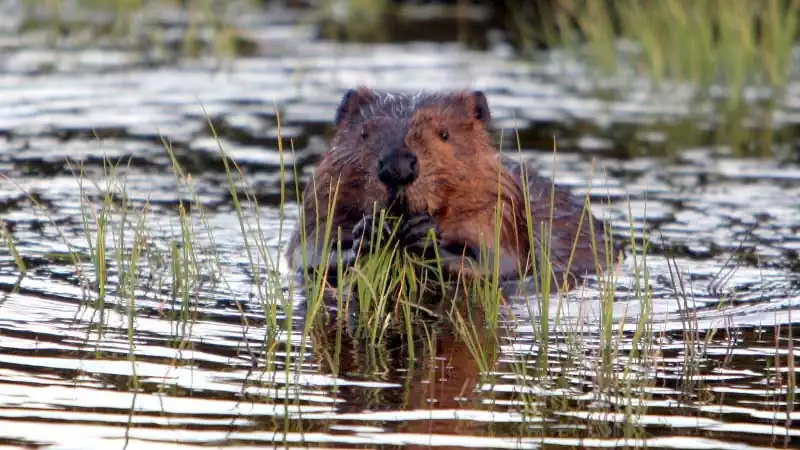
(1, 3, 799, 449)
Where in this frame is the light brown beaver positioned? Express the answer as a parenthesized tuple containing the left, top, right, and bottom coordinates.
(286, 87, 622, 287)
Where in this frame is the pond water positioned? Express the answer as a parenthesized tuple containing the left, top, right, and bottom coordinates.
(1, 3, 799, 450)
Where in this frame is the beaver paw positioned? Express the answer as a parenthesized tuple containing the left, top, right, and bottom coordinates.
(352, 214, 396, 256)
(398, 213, 440, 256)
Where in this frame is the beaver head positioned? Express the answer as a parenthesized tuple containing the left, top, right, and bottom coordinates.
(328, 87, 494, 218)
(400, 90, 497, 218)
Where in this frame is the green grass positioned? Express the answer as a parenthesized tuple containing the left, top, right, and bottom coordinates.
(521, 0, 800, 158)
(20, 0, 257, 60)
(17, 0, 398, 57)
(1, 2, 797, 441)
(535, 0, 800, 91)
(282, 115, 663, 441)
(6, 101, 797, 447)
(318, 0, 393, 42)
(0, 107, 629, 380)
(17, 0, 799, 159)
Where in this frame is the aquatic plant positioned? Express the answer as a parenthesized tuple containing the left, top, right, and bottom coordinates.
(20, 0, 255, 59)
(318, 0, 393, 42)
(7, 98, 795, 446)
(517, 0, 800, 157)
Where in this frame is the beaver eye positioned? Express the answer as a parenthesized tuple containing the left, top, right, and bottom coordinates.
(438, 130, 449, 141)
(360, 127, 369, 140)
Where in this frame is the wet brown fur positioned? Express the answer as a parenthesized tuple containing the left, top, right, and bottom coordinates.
(401, 93, 526, 276)
(286, 87, 621, 286)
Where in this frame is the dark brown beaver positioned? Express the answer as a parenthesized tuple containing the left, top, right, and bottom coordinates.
(286, 87, 622, 287)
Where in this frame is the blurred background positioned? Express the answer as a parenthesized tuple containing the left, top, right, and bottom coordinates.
(4, 0, 800, 160)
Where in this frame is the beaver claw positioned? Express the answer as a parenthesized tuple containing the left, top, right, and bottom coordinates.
(351, 212, 441, 258)
(398, 213, 440, 256)
(352, 214, 396, 256)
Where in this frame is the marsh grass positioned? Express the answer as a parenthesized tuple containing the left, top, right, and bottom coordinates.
(3, 101, 788, 445)
(482, 138, 661, 440)
(0, 222, 27, 308)
(4, 109, 642, 420)
(18, 0, 396, 61)
(21, 0, 253, 60)
(318, 0, 393, 42)
(525, 0, 800, 157)
(285, 122, 674, 441)
(1, 222, 27, 275)
(17, 0, 800, 158)
(540, 0, 800, 94)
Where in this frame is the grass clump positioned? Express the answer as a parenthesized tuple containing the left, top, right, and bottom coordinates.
(20, 0, 257, 60)
(515, 0, 800, 157)
(318, 0, 393, 42)
(5, 105, 765, 446)
(537, 0, 799, 94)
(290, 130, 654, 441)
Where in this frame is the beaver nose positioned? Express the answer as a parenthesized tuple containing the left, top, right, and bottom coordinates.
(378, 151, 418, 187)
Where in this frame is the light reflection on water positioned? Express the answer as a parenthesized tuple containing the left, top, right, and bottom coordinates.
(1, 3, 799, 450)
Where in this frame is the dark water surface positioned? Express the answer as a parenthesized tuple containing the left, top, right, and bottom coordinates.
(1, 3, 799, 450)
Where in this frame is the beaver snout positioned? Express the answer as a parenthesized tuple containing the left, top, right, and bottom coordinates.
(378, 150, 418, 187)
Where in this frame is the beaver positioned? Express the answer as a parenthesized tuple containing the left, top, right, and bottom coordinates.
(285, 87, 621, 287)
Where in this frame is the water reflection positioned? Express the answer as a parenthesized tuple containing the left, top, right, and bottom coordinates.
(0, 1, 799, 449)
(307, 288, 512, 449)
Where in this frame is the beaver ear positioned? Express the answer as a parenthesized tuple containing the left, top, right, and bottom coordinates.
(471, 90, 491, 127)
(334, 87, 375, 127)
